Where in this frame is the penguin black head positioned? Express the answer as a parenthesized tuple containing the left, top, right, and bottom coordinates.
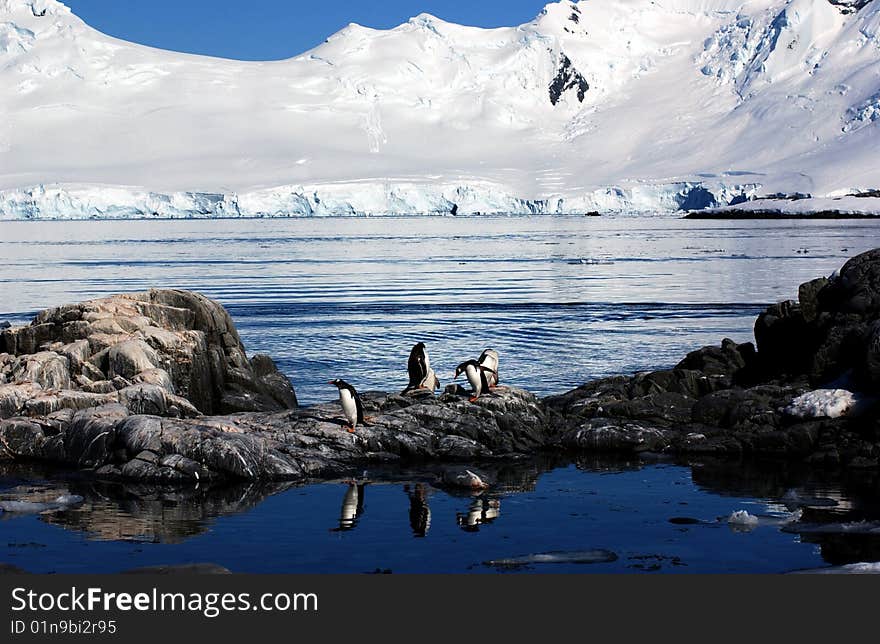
(454, 360, 476, 379)
(328, 379, 352, 389)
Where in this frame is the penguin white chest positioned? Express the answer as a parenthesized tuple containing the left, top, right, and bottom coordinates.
(423, 367, 440, 391)
(465, 364, 481, 395)
(338, 389, 358, 425)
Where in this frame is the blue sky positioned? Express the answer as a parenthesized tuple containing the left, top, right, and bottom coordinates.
(63, 0, 551, 61)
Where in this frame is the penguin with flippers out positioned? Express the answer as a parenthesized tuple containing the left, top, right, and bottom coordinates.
(478, 349, 501, 389)
(403, 342, 440, 394)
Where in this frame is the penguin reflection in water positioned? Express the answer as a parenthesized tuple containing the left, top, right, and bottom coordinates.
(333, 481, 367, 532)
(403, 342, 440, 394)
(454, 349, 499, 402)
(328, 379, 373, 433)
(404, 483, 431, 538)
(457, 496, 502, 532)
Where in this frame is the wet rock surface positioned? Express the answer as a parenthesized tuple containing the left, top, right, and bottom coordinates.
(0, 384, 549, 482)
(2, 249, 880, 480)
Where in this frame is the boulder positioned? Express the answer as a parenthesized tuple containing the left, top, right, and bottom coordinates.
(109, 339, 159, 379)
(867, 321, 880, 391)
(799, 277, 829, 322)
(0, 289, 297, 416)
(754, 300, 817, 378)
(818, 248, 880, 315)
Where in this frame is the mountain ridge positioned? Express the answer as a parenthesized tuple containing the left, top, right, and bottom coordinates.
(1, 0, 878, 217)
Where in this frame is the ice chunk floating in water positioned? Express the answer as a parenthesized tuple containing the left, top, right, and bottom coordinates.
(790, 562, 880, 575)
(0, 494, 84, 514)
(484, 549, 619, 567)
(727, 510, 760, 532)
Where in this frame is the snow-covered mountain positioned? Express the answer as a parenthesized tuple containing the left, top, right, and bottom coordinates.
(1, 0, 878, 218)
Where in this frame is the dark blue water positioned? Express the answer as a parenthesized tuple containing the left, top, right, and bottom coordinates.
(3, 458, 876, 574)
(2, 215, 880, 573)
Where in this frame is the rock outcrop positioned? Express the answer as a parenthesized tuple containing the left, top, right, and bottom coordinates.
(0, 289, 298, 418)
(545, 249, 880, 467)
(0, 387, 548, 482)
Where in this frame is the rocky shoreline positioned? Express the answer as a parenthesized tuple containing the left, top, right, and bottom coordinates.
(2, 249, 879, 482)
(685, 210, 880, 219)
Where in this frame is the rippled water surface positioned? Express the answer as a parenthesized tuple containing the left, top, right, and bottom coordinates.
(1, 215, 880, 573)
(2, 216, 878, 403)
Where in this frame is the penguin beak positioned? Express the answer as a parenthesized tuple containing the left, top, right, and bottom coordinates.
(327, 380, 335, 385)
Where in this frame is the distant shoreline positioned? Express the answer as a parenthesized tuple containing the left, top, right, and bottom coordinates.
(686, 210, 880, 220)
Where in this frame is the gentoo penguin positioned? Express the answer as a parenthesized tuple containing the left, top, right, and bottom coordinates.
(454, 360, 495, 403)
(328, 379, 369, 433)
(403, 342, 440, 394)
(478, 349, 500, 389)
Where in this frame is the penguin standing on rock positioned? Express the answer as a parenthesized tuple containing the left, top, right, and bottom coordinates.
(403, 342, 440, 394)
(454, 360, 495, 403)
(328, 379, 371, 433)
(478, 349, 500, 389)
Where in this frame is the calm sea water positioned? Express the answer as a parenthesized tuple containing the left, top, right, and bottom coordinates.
(1, 215, 879, 573)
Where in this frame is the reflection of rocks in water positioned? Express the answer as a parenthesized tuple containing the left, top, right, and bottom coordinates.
(37, 479, 294, 543)
(687, 457, 847, 500)
(690, 456, 880, 567)
(0, 492, 83, 514)
(689, 457, 880, 517)
(405, 484, 431, 538)
(490, 457, 563, 493)
(333, 483, 366, 532)
(575, 454, 648, 474)
(457, 496, 501, 533)
(798, 533, 880, 567)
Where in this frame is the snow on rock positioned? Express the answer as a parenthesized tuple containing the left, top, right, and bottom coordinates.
(844, 90, 880, 132)
(691, 195, 880, 217)
(784, 389, 857, 419)
(0, 0, 879, 218)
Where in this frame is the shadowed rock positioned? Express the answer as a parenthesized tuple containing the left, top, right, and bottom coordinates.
(546, 248, 880, 466)
(0, 385, 549, 481)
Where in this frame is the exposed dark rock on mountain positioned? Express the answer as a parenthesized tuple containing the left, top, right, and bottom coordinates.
(549, 53, 589, 105)
(827, 1, 872, 15)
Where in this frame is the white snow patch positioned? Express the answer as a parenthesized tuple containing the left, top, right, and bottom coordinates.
(698, 196, 880, 216)
(784, 389, 857, 419)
